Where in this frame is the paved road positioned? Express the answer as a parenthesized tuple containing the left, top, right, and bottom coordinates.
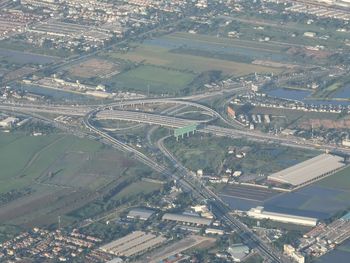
(2, 93, 349, 262)
(96, 109, 211, 128)
(89, 107, 350, 156)
(2, 99, 350, 156)
(156, 136, 288, 263)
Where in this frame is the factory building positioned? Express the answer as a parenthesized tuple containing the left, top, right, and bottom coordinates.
(268, 153, 345, 187)
(205, 228, 224, 235)
(247, 206, 318, 227)
(162, 213, 212, 226)
(100, 231, 166, 258)
(284, 244, 305, 263)
(227, 244, 250, 262)
(0, 117, 18, 128)
(342, 139, 350, 147)
(127, 208, 155, 221)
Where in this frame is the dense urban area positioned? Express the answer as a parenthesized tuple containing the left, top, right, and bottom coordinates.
(0, 0, 350, 262)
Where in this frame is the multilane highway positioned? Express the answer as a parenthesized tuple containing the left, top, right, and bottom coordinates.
(92, 108, 350, 156)
(78, 103, 286, 262)
(2, 97, 350, 155)
(1, 97, 350, 155)
(156, 136, 288, 263)
(1, 96, 348, 262)
(96, 109, 210, 128)
(85, 108, 287, 262)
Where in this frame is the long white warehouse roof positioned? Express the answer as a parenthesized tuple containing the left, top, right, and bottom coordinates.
(247, 206, 318, 226)
(268, 154, 345, 186)
(162, 213, 212, 226)
(100, 231, 166, 257)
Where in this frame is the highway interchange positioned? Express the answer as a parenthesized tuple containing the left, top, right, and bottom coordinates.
(3, 88, 350, 262)
(1, 1, 349, 261)
(2, 91, 350, 263)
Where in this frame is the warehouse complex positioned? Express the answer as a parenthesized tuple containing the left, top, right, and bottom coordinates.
(162, 213, 213, 226)
(127, 208, 155, 221)
(268, 153, 345, 187)
(100, 231, 166, 258)
(247, 206, 318, 226)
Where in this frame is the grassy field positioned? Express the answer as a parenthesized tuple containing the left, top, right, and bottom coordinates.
(165, 134, 318, 175)
(106, 45, 280, 76)
(0, 132, 155, 227)
(97, 32, 286, 95)
(110, 65, 195, 95)
(0, 134, 102, 193)
(111, 181, 163, 201)
(314, 82, 343, 98)
(0, 38, 70, 58)
(168, 32, 287, 53)
(102, 31, 286, 76)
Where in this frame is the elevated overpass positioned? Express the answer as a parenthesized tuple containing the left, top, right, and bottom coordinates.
(95, 110, 209, 128)
(94, 109, 350, 155)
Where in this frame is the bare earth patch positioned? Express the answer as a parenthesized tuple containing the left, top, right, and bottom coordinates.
(68, 58, 119, 78)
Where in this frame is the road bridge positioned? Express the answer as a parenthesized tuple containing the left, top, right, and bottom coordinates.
(92, 108, 350, 155)
(95, 110, 209, 128)
(5, 100, 292, 262)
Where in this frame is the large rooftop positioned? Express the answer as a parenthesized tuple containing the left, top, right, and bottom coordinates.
(100, 231, 166, 257)
(268, 153, 345, 186)
(127, 208, 155, 220)
(162, 213, 212, 226)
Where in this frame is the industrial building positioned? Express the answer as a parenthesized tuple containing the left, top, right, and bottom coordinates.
(162, 213, 212, 226)
(227, 244, 250, 262)
(268, 153, 345, 187)
(284, 244, 305, 263)
(127, 208, 155, 221)
(100, 231, 166, 258)
(106, 258, 123, 263)
(342, 139, 350, 147)
(205, 228, 225, 235)
(0, 117, 18, 128)
(247, 206, 318, 226)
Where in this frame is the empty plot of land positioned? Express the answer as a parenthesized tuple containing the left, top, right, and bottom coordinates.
(0, 47, 57, 65)
(67, 58, 120, 78)
(111, 180, 162, 201)
(108, 45, 279, 76)
(219, 184, 280, 202)
(166, 32, 287, 53)
(3, 66, 36, 82)
(0, 133, 149, 226)
(110, 65, 195, 94)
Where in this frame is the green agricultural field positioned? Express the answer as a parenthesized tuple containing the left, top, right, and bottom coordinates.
(168, 32, 286, 53)
(164, 134, 318, 174)
(112, 181, 162, 201)
(0, 134, 101, 193)
(110, 65, 195, 95)
(0, 132, 155, 227)
(99, 31, 287, 95)
(106, 45, 280, 76)
(314, 82, 342, 98)
(0, 38, 70, 58)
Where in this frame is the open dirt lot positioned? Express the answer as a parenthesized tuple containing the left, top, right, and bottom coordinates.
(68, 58, 119, 78)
